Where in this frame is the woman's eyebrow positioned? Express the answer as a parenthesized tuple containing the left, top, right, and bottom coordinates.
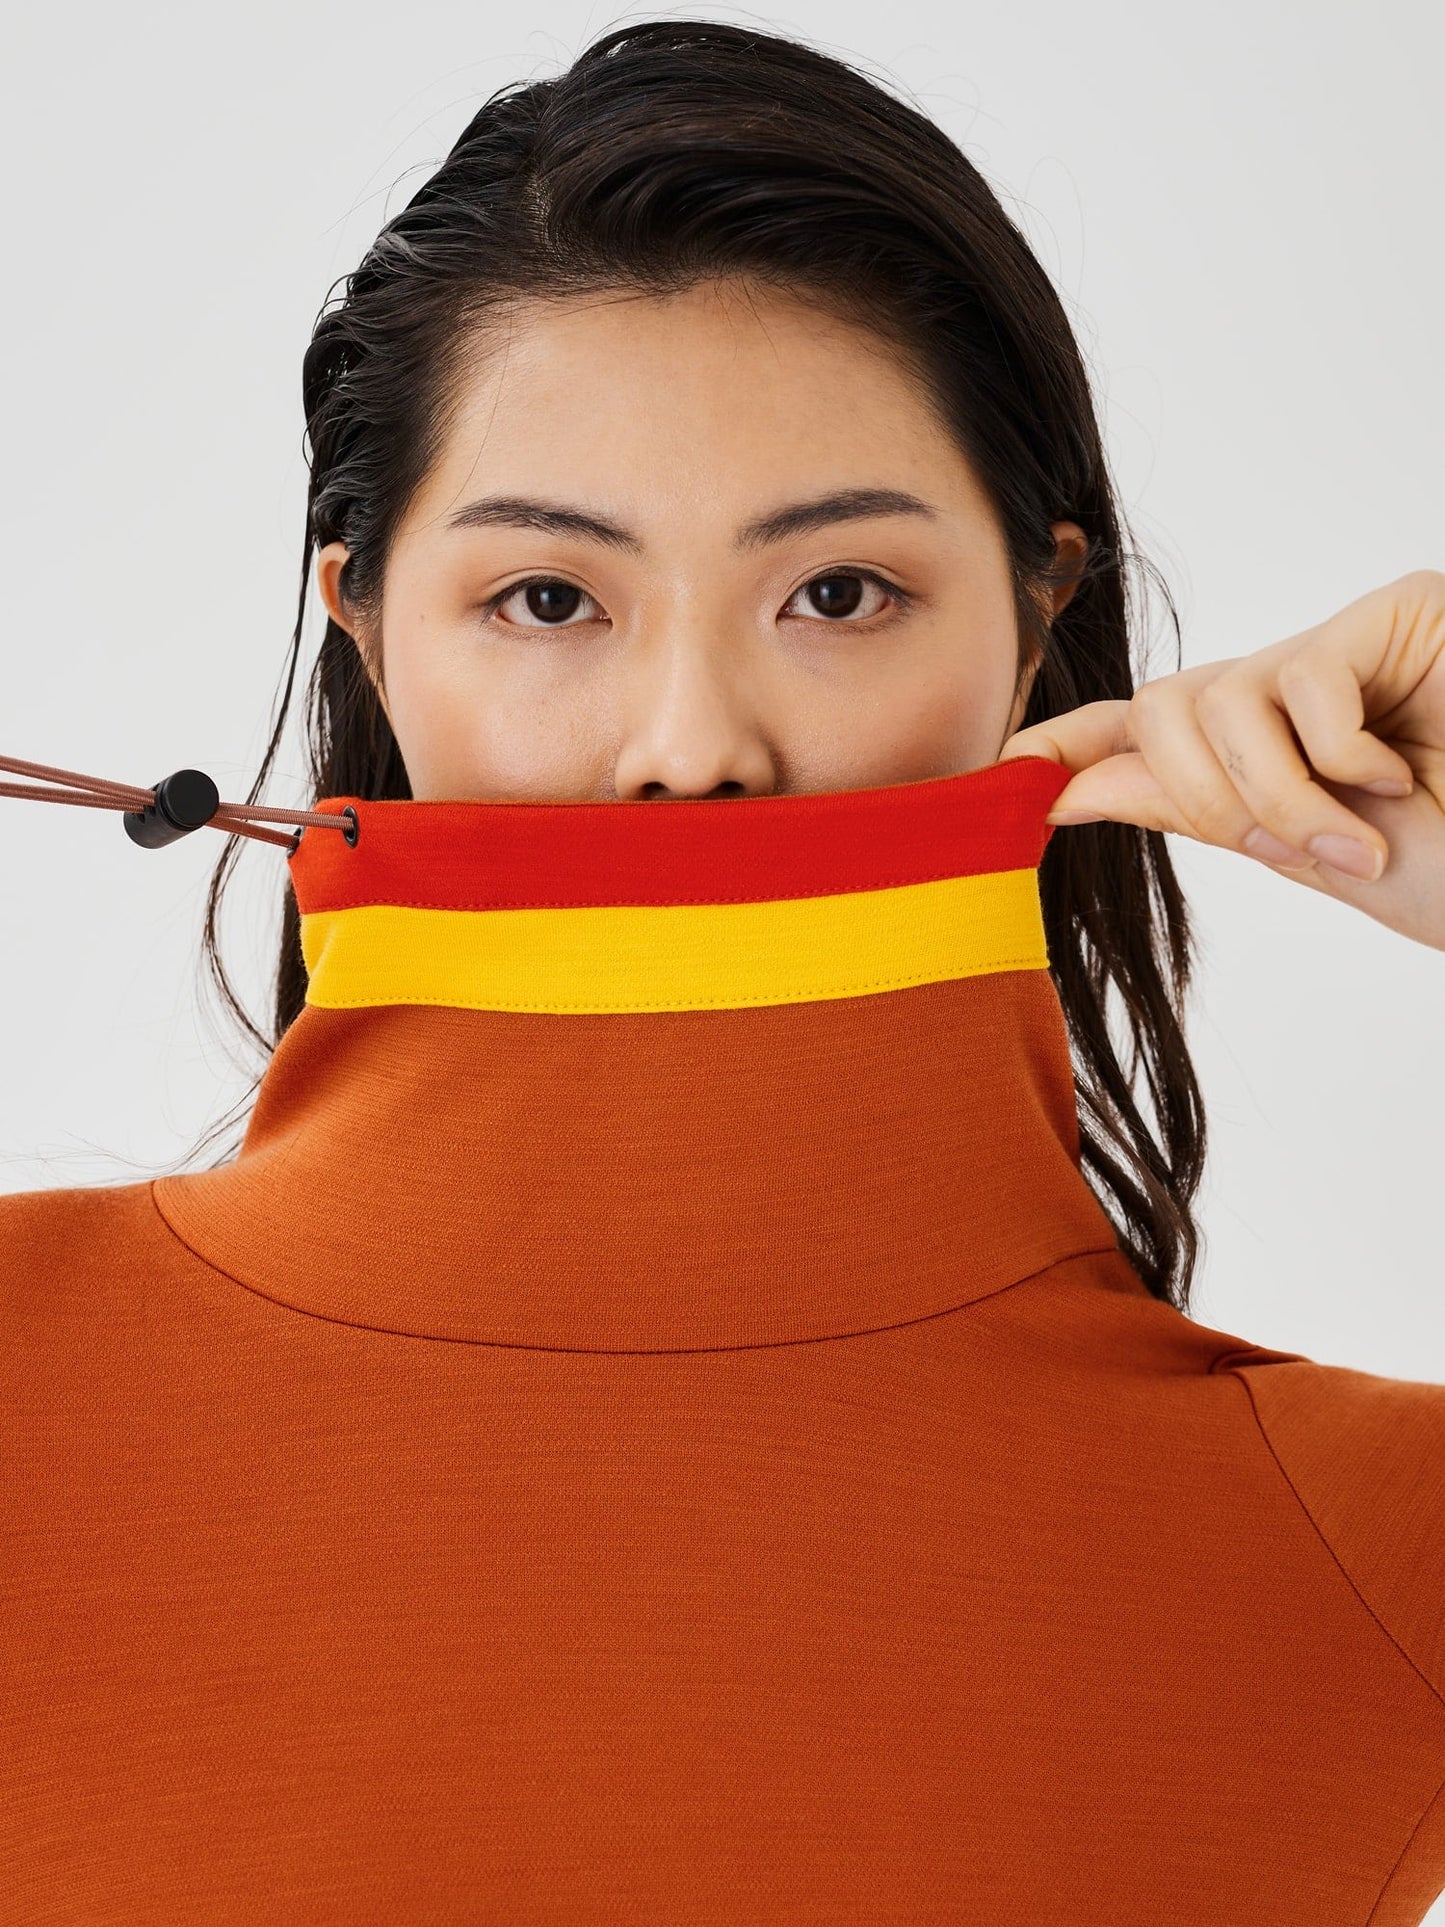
(736, 487, 938, 549)
(444, 496, 643, 551)
(442, 486, 937, 552)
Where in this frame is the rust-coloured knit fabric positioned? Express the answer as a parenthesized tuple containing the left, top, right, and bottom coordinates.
(3, 760, 1444, 1924)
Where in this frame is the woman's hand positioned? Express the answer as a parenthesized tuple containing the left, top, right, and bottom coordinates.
(999, 568, 1445, 951)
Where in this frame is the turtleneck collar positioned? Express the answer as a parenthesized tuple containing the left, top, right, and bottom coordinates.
(152, 754, 1131, 1349)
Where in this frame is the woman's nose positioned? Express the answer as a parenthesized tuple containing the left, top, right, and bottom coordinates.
(610, 621, 778, 801)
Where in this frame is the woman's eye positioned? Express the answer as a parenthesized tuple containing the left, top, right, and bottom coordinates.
(782, 572, 897, 622)
(492, 579, 601, 627)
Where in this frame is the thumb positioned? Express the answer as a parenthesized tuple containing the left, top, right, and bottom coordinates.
(998, 701, 1183, 830)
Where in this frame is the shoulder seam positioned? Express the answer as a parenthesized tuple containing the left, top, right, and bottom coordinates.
(1219, 1361, 1445, 1720)
(1366, 1763, 1445, 1925)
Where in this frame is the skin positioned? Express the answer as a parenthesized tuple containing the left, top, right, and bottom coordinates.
(1003, 574, 1445, 951)
(317, 278, 1086, 802)
(318, 275, 1445, 952)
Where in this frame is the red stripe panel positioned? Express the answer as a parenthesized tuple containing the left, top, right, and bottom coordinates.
(288, 753, 1072, 914)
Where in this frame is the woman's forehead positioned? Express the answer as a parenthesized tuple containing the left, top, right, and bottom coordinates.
(410, 282, 986, 540)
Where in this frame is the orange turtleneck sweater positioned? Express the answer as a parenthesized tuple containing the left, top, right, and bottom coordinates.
(3, 753, 1444, 1924)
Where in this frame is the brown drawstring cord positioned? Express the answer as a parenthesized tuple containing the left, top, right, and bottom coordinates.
(0, 754, 356, 853)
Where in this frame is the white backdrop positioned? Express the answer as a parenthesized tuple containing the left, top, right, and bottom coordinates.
(2, 0, 1442, 1760)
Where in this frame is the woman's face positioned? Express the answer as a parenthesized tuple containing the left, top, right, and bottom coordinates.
(317, 277, 1086, 802)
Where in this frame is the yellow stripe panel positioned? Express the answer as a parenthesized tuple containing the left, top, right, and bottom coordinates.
(299, 867, 1049, 1014)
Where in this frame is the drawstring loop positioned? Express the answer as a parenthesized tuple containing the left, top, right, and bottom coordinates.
(0, 754, 356, 853)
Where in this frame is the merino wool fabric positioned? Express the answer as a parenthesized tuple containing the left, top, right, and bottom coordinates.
(3, 752, 1445, 1924)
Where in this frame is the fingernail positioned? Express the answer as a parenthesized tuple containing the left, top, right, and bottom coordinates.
(1242, 825, 1314, 869)
(1363, 778, 1411, 797)
(1049, 810, 1105, 824)
(1307, 833, 1384, 880)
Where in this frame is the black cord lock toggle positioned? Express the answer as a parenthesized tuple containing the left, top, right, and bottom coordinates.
(123, 768, 222, 848)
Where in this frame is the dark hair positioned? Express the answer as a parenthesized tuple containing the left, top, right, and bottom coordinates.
(191, 19, 1207, 1310)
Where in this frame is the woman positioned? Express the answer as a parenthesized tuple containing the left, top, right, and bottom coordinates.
(3, 20, 1443, 1924)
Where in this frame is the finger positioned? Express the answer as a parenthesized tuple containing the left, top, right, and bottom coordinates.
(1109, 663, 1302, 857)
(1271, 569, 1445, 717)
(1272, 641, 1416, 795)
(998, 700, 1134, 774)
(1045, 749, 1182, 826)
(1193, 662, 1390, 879)
(1001, 698, 1218, 832)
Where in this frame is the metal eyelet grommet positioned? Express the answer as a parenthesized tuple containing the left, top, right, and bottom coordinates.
(341, 805, 360, 847)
